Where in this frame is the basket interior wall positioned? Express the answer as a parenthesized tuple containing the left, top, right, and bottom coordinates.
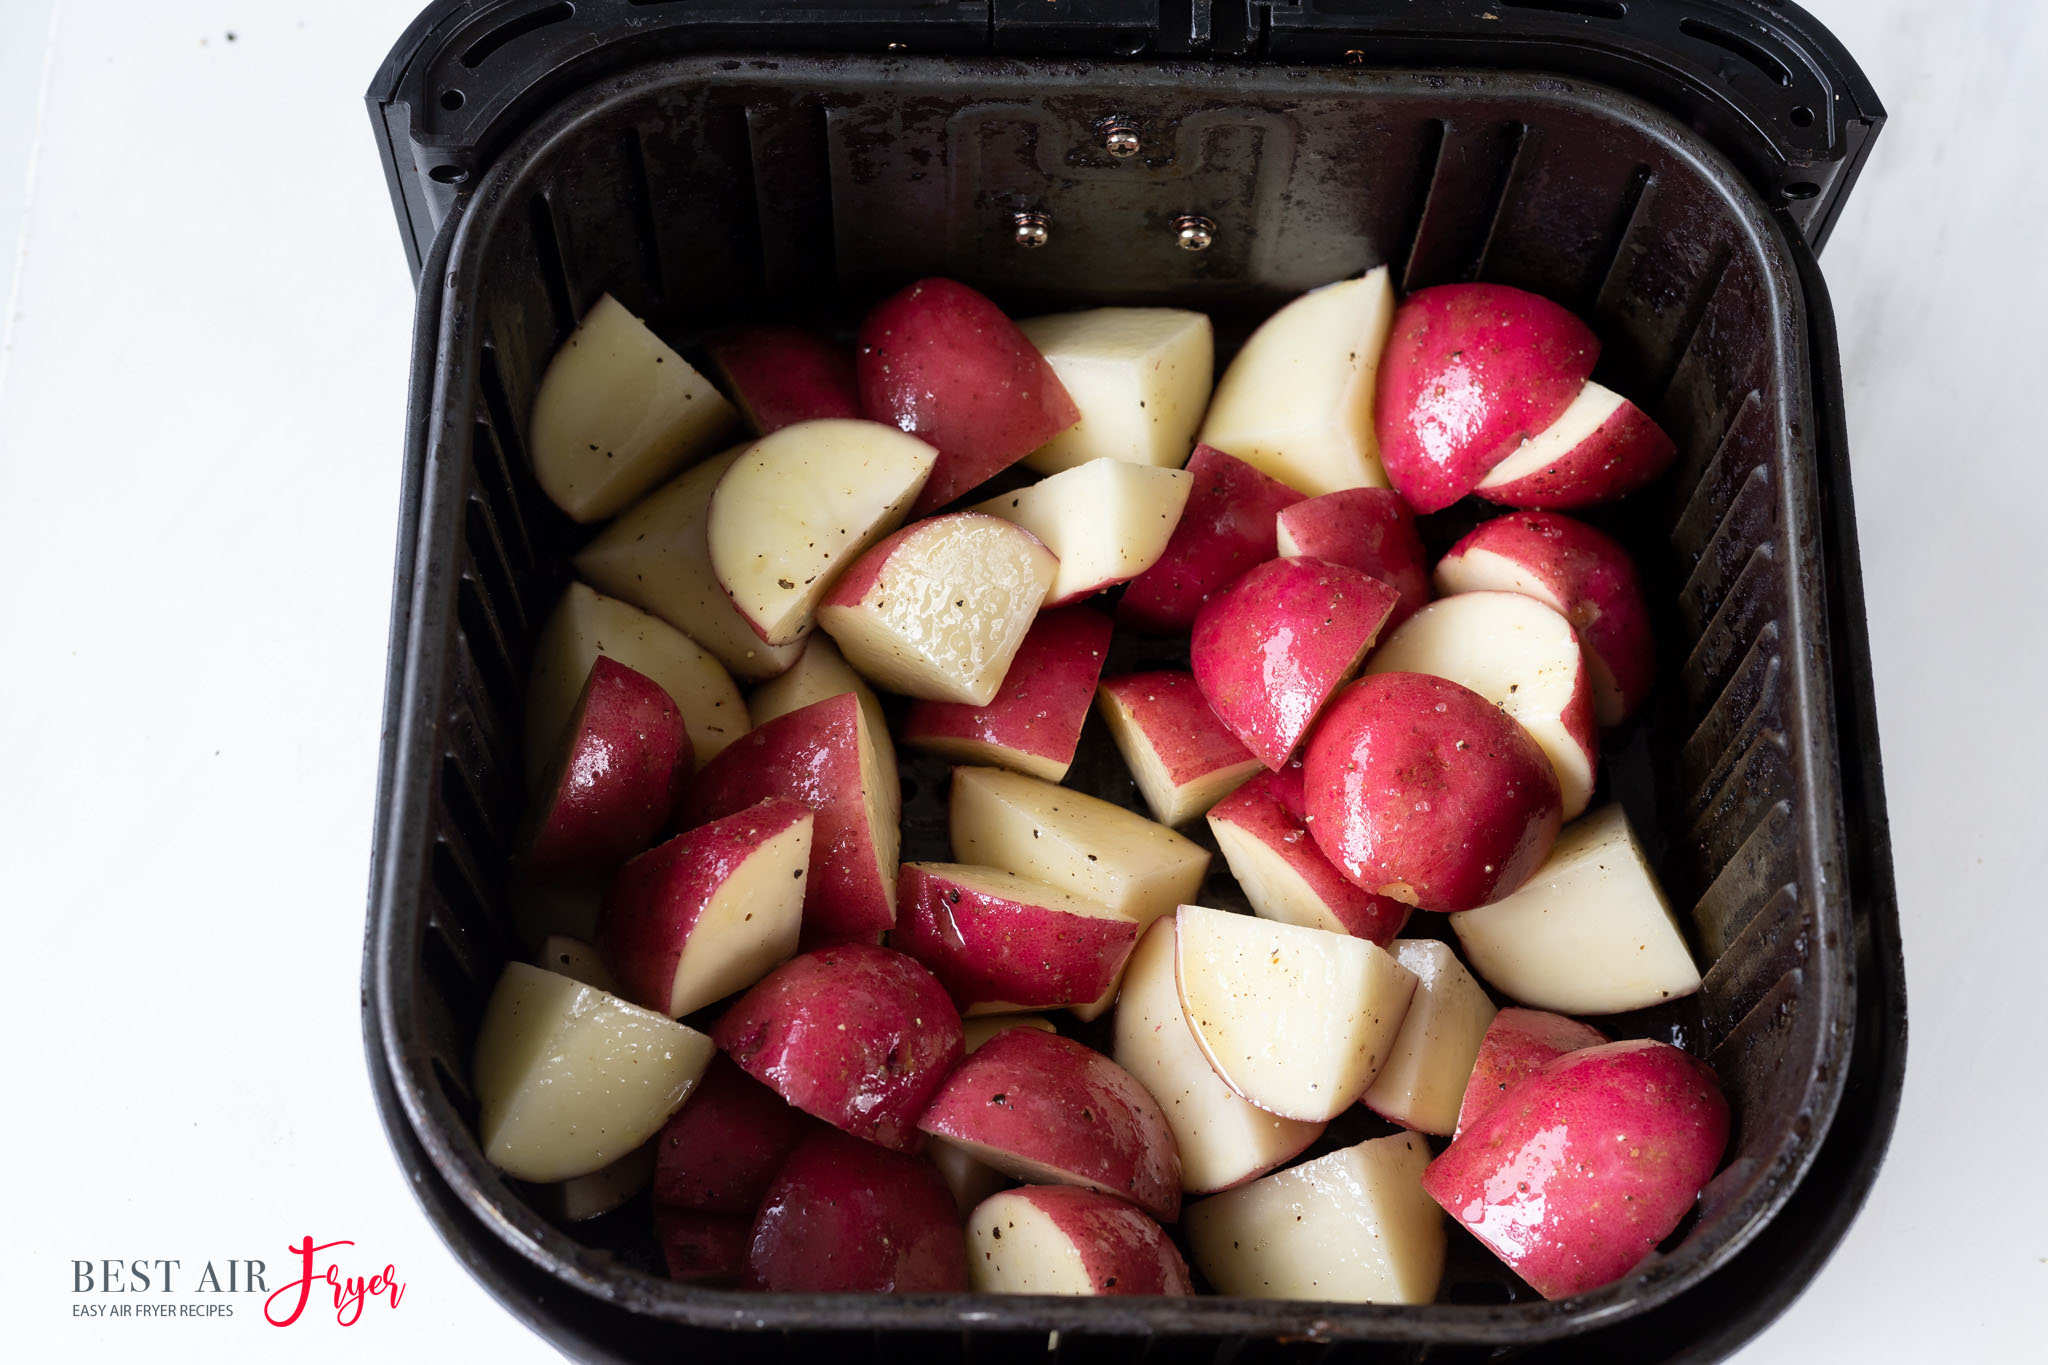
(378, 54, 1848, 1344)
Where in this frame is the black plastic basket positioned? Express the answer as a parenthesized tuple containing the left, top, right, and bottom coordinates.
(362, 4, 1905, 1360)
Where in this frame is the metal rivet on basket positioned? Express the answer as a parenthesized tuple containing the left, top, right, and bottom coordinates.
(1173, 215, 1216, 252)
(1101, 119, 1142, 159)
(1012, 210, 1052, 249)
(1345, 49, 1366, 64)
(886, 41, 907, 52)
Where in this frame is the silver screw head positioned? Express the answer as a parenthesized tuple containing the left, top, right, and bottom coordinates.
(1174, 215, 1216, 252)
(1012, 211, 1051, 249)
(1104, 125, 1142, 158)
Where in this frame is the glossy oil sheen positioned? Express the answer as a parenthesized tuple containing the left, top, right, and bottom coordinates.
(1422, 1039, 1730, 1300)
(985, 1185, 1195, 1296)
(520, 655, 690, 882)
(1455, 1008, 1611, 1138)
(704, 325, 861, 434)
(859, 277, 1081, 515)
(676, 692, 893, 940)
(1192, 556, 1400, 770)
(918, 1026, 1181, 1223)
(651, 1053, 820, 1214)
(1302, 672, 1561, 913)
(900, 606, 1113, 779)
(893, 862, 1138, 1010)
(713, 943, 964, 1152)
(1208, 767, 1413, 944)
(1117, 444, 1302, 633)
(1374, 284, 1599, 512)
(743, 1128, 967, 1292)
(1275, 487, 1432, 630)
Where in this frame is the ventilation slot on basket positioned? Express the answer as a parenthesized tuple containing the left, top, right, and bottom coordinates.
(1671, 390, 1768, 563)
(1401, 120, 1526, 290)
(455, 573, 520, 725)
(470, 418, 539, 583)
(1691, 798, 1798, 961)
(1680, 17, 1795, 88)
(1678, 473, 1776, 636)
(464, 498, 528, 644)
(1656, 247, 1735, 408)
(621, 126, 667, 306)
(1687, 725, 1793, 871)
(747, 100, 837, 298)
(1701, 883, 1811, 1045)
(461, 2, 575, 70)
(527, 195, 576, 341)
(1683, 546, 1782, 710)
(1681, 627, 1780, 796)
(431, 1055, 480, 1130)
(1588, 165, 1656, 314)
(441, 751, 509, 872)
(1472, 123, 1534, 283)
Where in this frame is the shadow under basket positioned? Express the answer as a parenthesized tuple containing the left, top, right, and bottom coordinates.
(362, 47, 1906, 1365)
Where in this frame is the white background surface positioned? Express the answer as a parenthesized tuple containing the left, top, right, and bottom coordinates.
(0, 1, 2039, 1359)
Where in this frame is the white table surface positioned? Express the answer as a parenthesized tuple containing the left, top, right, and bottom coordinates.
(2, 1, 2038, 1359)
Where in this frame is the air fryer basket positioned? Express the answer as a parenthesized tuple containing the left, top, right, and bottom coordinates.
(363, 33, 1904, 1365)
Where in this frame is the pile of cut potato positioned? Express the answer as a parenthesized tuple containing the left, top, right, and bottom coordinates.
(475, 269, 1727, 1305)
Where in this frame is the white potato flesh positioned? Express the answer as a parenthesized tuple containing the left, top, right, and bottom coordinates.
(1173, 905, 1417, 1123)
(527, 1141, 656, 1223)
(1476, 382, 1630, 488)
(1449, 804, 1702, 1013)
(1207, 817, 1346, 936)
(965, 1191, 1095, 1294)
(948, 767, 1210, 933)
(1114, 919, 1324, 1193)
(523, 582, 747, 778)
(1184, 1133, 1445, 1304)
(1018, 308, 1215, 474)
(1360, 940, 1499, 1135)
(664, 813, 812, 1017)
(817, 517, 1057, 706)
(930, 1137, 1008, 1216)
(1197, 268, 1396, 495)
(472, 964, 714, 1183)
(528, 293, 738, 522)
(746, 635, 901, 819)
(971, 459, 1192, 605)
(1364, 590, 1596, 819)
(1096, 684, 1262, 827)
(705, 418, 937, 646)
(536, 935, 618, 994)
(573, 448, 805, 682)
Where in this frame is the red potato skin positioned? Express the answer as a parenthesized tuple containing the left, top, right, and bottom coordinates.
(1206, 766, 1412, 945)
(1422, 1039, 1730, 1300)
(1303, 672, 1562, 913)
(520, 656, 691, 882)
(1455, 1008, 1610, 1139)
(893, 864, 1138, 1012)
(1097, 671, 1256, 785)
(1477, 394, 1676, 510)
(858, 278, 1081, 515)
(655, 1208, 751, 1284)
(900, 606, 1113, 778)
(1437, 512, 1655, 725)
(1275, 488, 1432, 630)
(651, 1053, 821, 1213)
(1375, 284, 1600, 513)
(997, 1185, 1195, 1295)
(1191, 557, 1401, 770)
(919, 1027, 1183, 1223)
(713, 943, 964, 1153)
(1117, 445, 1303, 634)
(743, 1128, 968, 1292)
(704, 326, 861, 434)
(676, 693, 893, 942)
(596, 797, 812, 1015)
